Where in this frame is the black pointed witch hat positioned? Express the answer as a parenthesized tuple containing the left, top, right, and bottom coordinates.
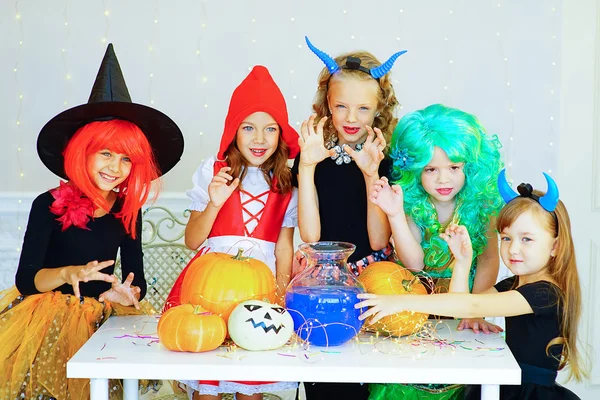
(37, 43, 184, 179)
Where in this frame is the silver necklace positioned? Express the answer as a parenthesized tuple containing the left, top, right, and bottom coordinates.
(325, 136, 364, 165)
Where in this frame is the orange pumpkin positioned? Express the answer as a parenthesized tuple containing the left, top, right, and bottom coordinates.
(180, 249, 276, 322)
(358, 261, 429, 337)
(158, 304, 227, 352)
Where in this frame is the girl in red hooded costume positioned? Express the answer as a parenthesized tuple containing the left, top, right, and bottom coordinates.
(165, 66, 299, 399)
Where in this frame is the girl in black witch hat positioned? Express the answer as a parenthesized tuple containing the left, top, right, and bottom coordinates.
(0, 43, 183, 399)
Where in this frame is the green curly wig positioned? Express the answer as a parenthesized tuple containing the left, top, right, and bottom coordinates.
(389, 104, 503, 273)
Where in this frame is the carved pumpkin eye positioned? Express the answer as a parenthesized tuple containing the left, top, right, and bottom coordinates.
(244, 304, 263, 312)
(271, 307, 286, 314)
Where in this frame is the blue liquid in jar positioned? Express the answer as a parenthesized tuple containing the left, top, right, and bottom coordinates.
(285, 286, 364, 346)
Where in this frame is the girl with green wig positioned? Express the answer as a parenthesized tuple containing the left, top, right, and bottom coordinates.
(367, 104, 504, 399)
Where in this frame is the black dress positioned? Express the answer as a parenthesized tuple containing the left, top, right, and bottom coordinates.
(466, 276, 580, 400)
(15, 191, 147, 299)
(0, 190, 147, 399)
(292, 154, 391, 263)
(292, 155, 391, 400)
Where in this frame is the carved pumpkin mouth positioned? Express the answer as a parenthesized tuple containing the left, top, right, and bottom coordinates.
(245, 318, 286, 334)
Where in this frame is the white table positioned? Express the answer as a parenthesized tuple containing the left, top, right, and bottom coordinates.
(67, 316, 520, 400)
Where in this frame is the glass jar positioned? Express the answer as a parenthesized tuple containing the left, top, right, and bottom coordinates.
(285, 241, 365, 346)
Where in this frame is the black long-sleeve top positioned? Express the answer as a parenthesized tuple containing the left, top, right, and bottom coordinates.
(15, 191, 147, 300)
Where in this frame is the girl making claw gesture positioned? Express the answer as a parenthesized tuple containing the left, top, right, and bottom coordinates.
(293, 37, 406, 279)
(359, 171, 587, 400)
(0, 43, 184, 399)
(293, 37, 406, 400)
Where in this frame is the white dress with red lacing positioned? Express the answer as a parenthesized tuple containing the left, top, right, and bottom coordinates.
(185, 156, 297, 272)
(178, 156, 298, 396)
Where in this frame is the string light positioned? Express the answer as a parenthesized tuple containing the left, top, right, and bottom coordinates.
(61, 0, 71, 106)
(493, 1, 517, 181)
(14, 0, 26, 252)
(148, 0, 159, 105)
(439, 5, 456, 102)
(547, 5, 559, 170)
(195, 0, 208, 114)
(101, 0, 110, 44)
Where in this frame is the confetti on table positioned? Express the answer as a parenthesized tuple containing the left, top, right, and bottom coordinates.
(277, 353, 296, 358)
(114, 334, 159, 340)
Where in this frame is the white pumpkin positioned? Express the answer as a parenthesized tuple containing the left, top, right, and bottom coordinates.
(228, 299, 294, 351)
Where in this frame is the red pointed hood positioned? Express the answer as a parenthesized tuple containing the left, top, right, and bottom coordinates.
(217, 65, 299, 160)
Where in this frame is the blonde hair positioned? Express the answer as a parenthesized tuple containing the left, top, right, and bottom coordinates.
(497, 194, 588, 382)
(312, 51, 399, 152)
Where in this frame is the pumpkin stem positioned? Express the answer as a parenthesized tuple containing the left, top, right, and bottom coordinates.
(232, 248, 249, 261)
(193, 305, 203, 315)
(401, 279, 414, 292)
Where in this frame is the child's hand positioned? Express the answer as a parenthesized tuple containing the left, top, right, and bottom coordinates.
(208, 166, 240, 208)
(439, 224, 473, 263)
(457, 318, 503, 334)
(298, 114, 334, 167)
(346, 126, 385, 177)
(355, 293, 404, 324)
(368, 177, 404, 216)
(62, 260, 116, 299)
(99, 272, 141, 309)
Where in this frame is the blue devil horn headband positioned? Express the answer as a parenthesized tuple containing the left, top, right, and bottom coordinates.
(305, 36, 339, 74)
(371, 50, 408, 79)
(305, 36, 407, 79)
(497, 169, 560, 212)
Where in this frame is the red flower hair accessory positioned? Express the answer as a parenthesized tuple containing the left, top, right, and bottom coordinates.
(49, 181, 95, 231)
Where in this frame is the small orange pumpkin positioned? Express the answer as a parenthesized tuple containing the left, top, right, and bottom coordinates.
(158, 304, 227, 352)
(358, 261, 429, 337)
(180, 249, 276, 323)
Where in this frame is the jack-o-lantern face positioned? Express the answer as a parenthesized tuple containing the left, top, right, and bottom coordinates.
(228, 300, 294, 351)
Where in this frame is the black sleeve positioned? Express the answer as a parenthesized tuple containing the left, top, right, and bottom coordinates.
(378, 157, 391, 179)
(516, 281, 561, 316)
(291, 152, 301, 187)
(15, 193, 55, 295)
(119, 211, 147, 300)
(494, 276, 516, 293)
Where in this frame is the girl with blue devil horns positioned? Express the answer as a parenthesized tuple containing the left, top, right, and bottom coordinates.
(360, 170, 587, 400)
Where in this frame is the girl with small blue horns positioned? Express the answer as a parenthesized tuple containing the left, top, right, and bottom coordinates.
(360, 171, 587, 399)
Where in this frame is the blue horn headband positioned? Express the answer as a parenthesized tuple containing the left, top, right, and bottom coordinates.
(305, 36, 407, 80)
(497, 169, 560, 212)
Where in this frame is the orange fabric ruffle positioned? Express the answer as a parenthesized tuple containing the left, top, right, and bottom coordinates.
(0, 286, 150, 400)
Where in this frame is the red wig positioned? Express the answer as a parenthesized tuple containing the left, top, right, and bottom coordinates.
(63, 119, 160, 238)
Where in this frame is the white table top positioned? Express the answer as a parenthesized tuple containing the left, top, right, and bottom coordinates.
(67, 315, 521, 385)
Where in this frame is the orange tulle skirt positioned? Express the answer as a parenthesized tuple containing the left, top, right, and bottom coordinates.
(0, 286, 151, 400)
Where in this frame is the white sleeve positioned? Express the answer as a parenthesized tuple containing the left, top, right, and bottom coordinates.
(282, 187, 298, 228)
(185, 157, 216, 212)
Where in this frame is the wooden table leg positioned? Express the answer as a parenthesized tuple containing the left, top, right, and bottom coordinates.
(481, 384, 500, 400)
(123, 379, 139, 400)
(90, 378, 109, 400)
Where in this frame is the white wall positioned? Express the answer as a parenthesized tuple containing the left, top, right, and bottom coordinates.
(557, 0, 600, 398)
(0, 0, 561, 286)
